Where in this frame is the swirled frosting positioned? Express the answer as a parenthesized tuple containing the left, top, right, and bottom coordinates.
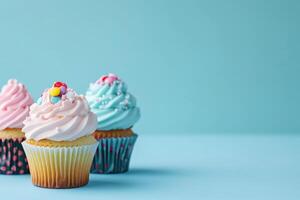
(86, 73, 140, 130)
(0, 79, 33, 130)
(23, 83, 97, 141)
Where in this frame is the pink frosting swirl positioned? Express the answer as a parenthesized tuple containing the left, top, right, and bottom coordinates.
(0, 79, 33, 130)
(22, 88, 97, 141)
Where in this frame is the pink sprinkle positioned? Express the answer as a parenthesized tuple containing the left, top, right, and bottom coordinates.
(0, 166, 6, 171)
(97, 73, 120, 85)
(101, 75, 108, 82)
(96, 75, 108, 84)
(105, 77, 118, 85)
(19, 169, 24, 174)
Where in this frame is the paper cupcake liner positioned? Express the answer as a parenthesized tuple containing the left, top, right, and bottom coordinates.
(22, 142, 98, 188)
(91, 134, 137, 174)
(0, 138, 29, 175)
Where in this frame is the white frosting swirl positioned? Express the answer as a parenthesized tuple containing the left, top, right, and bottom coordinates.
(23, 89, 97, 141)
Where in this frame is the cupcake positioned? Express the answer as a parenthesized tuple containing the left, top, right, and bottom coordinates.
(0, 79, 33, 175)
(86, 73, 140, 173)
(22, 81, 98, 188)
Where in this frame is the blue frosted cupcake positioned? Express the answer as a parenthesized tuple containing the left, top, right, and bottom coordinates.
(86, 73, 140, 173)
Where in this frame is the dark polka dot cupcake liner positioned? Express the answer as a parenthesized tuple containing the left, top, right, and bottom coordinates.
(0, 138, 29, 175)
(91, 134, 137, 174)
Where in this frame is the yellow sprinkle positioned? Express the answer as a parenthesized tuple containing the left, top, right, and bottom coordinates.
(50, 87, 61, 96)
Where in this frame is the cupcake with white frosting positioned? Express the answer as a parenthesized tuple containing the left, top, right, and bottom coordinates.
(22, 81, 97, 188)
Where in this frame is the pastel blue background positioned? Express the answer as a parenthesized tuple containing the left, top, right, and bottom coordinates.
(0, 1, 299, 199)
(0, 0, 299, 134)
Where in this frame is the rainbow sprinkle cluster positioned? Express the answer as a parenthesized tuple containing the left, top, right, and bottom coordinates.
(49, 81, 68, 104)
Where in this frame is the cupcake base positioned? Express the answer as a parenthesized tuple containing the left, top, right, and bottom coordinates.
(22, 141, 98, 188)
(0, 137, 29, 175)
(91, 134, 137, 174)
(93, 129, 133, 139)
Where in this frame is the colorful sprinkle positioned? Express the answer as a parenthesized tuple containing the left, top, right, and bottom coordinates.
(101, 75, 108, 82)
(50, 87, 61, 97)
(51, 96, 61, 104)
(97, 73, 120, 85)
(37, 97, 42, 105)
(49, 82, 68, 104)
(53, 81, 63, 87)
(60, 86, 67, 95)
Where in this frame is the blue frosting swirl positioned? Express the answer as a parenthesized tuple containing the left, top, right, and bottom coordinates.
(86, 79, 140, 130)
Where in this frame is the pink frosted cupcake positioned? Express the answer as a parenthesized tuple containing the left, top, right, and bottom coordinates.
(0, 79, 33, 175)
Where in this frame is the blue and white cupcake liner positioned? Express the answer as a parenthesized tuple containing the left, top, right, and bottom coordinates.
(91, 134, 137, 174)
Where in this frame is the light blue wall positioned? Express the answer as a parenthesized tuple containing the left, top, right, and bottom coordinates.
(0, 0, 299, 134)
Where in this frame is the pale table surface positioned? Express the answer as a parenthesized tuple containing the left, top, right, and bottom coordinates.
(0, 134, 299, 200)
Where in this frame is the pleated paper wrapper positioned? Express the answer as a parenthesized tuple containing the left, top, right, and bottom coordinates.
(22, 142, 98, 188)
(91, 134, 138, 174)
(0, 137, 29, 175)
